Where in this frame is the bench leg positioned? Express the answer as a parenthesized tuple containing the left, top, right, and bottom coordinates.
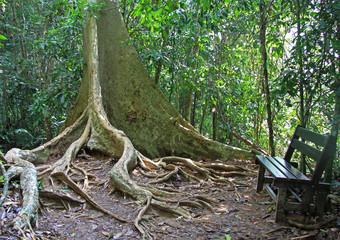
(257, 165, 265, 192)
(302, 187, 314, 214)
(275, 187, 287, 223)
(315, 190, 328, 217)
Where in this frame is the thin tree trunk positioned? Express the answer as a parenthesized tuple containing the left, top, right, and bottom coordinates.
(199, 107, 206, 134)
(191, 91, 197, 127)
(180, 6, 201, 123)
(295, 0, 307, 173)
(154, 29, 168, 85)
(259, 0, 275, 156)
(212, 108, 218, 140)
(43, 109, 53, 141)
(325, 22, 340, 183)
(182, 88, 193, 122)
(10, 0, 26, 60)
(212, 33, 225, 141)
(2, 74, 10, 129)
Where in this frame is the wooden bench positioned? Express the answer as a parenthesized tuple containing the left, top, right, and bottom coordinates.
(256, 126, 336, 222)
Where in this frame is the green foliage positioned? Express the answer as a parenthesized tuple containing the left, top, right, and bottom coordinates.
(0, 0, 338, 177)
(0, 0, 88, 152)
(0, 34, 7, 48)
(121, 0, 338, 158)
(215, 234, 231, 240)
(38, 178, 44, 190)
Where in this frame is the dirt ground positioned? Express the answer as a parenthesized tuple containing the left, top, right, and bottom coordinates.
(1, 156, 339, 240)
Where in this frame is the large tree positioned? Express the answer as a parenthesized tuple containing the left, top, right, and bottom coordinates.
(3, 0, 253, 238)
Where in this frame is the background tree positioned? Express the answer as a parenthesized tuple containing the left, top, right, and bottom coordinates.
(259, 0, 275, 156)
(0, 0, 83, 151)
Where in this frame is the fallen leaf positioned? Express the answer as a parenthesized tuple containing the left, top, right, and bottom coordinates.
(101, 231, 110, 237)
(3, 202, 20, 206)
(113, 231, 125, 239)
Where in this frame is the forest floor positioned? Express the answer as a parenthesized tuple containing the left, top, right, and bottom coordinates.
(1, 155, 340, 240)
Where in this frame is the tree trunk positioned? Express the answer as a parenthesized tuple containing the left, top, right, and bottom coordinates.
(154, 28, 168, 85)
(212, 107, 218, 141)
(325, 22, 340, 183)
(295, 0, 307, 174)
(199, 106, 206, 134)
(191, 91, 197, 127)
(4, 0, 253, 237)
(181, 87, 194, 122)
(259, 0, 275, 156)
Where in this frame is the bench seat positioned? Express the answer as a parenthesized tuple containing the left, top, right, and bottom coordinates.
(255, 126, 336, 222)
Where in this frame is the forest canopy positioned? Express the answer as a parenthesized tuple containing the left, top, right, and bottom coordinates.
(0, 0, 339, 171)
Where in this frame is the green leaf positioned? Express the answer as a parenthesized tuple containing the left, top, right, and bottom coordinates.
(133, 9, 142, 17)
(331, 39, 340, 51)
(203, 1, 209, 11)
(225, 234, 231, 240)
(38, 178, 44, 190)
(0, 34, 7, 40)
(162, 29, 168, 40)
(153, 8, 163, 18)
(15, 129, 34, 139)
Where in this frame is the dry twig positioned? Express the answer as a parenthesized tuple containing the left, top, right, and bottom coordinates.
(287, 217, 336, 230)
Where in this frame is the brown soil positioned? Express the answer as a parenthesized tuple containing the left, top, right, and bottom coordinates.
(1, 157, 339, 240)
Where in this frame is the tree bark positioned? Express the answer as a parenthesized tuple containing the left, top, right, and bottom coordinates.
(154, 28, 168, 85)
(259, 0, 275, 156)
(325, 22, 340, 183)
(295, 0, 307, 174)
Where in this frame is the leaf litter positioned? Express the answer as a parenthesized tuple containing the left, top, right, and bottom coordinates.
(1, 158, 339, 239)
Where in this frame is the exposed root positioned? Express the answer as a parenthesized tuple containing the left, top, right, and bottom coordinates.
(212, 170, 249, 178)
(3, 120, 251, 239)
(138, 168, 162, 178)
(147, 166, 179, 184)
(0, 159, 9, 206)
(156, 156, 210, 179)
(36, 117, 126, 224)
(32, 108, 89, 160)
(196, 162, 247, 172)
(37, 115, 91, 177)
(51, 171, 127, 222)
(196, 199, 214, 212)
(290, 230, 319, 240)
(178, 200, 204, 208)
(101, 118, 250, 238)
(39, 189, 86, 204)
(140, 185, 184, 199)
(134, 192, 153, 240)
(138, 153, 160, 170)
(72, 165, 89, 189)
(327, 193, 340, 205)
(287, 217, 337, 230)
(51, 116, 91, 175)
(151, 199, 191, 217)
(5, 149, 39, 231)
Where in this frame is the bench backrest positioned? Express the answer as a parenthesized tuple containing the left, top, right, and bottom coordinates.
(284, 126, 337, 184)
